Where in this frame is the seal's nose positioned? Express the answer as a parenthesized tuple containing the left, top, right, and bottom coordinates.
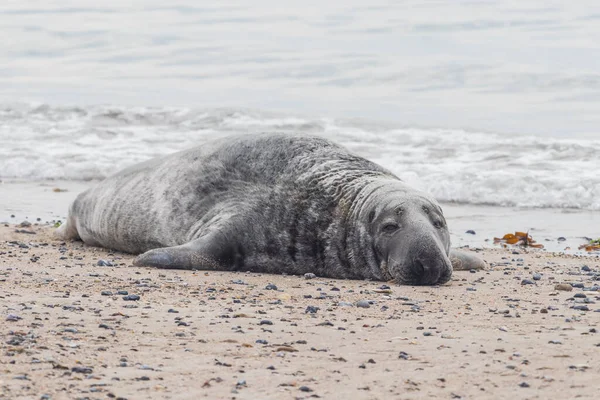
(411, 255, 451, 285)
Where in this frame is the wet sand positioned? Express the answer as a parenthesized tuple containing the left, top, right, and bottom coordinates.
(1, 224, 598, 399)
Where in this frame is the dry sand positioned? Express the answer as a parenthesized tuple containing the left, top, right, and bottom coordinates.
(1, 224, 599, 400)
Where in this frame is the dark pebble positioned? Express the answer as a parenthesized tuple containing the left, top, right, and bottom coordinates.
(117, 290, 128, 295)
(521, 279, 535, 285)
(305, 306, 319, 314)
(557, 237, 566, 242)
(265, 284, 278, 290)
(256, 339, 268, 345)
(71, 367, 93, 374)
(259, 320, 273, 325)
(101, 291, 113, 296)
(97, 259, 113, 266)
(304, 273, 316, 279)
(466, 230, 476, 235)
(299, 386, 313, 392)
(519, 382, 530, 388)
(123, 295, 140, 301)
(572, 305, 589, 311)
(572, 283, 585, 289)
(532, 273, 542, 281)
(582, 265, 591, 272)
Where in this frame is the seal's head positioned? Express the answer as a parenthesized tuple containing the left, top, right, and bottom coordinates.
(368, 194, 452, 285)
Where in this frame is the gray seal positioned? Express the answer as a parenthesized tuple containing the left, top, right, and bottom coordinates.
(57, 133, 484, 285)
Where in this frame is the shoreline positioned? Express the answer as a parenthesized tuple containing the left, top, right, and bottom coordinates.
(1, 225, 599, 399)
(1, 180, 599, 255)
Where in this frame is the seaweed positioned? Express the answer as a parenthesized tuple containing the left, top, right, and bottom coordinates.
(493, 231, 544, 248)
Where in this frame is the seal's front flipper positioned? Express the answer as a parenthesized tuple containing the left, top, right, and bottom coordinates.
(450, 250, 486, 271)
(132, 233, 232, 270)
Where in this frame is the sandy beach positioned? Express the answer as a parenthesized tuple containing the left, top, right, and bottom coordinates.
(1, 223, 598, 400)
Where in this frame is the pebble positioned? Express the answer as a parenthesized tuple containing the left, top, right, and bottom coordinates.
(71, 367, 93, 374)
(123, 294, 140, 301)
(97, 259, 113, 266)
(582, 265, 591, 272)
(305, 306, 319, 314)
(304, 273, 316, 279)
(299, 386, 313, 392)
(259, 320, 273, 325)
(466, 230, 476, 235)
(555, 284, 573, 292)
(572, 283, 585, 289)
(572, 305, 589, 311)
(356, 300, 371, 308)
(519, 382, 530, 388)
(532, 273, 542, 281)
(265, 284, 278, 290)
(338, 301, 353, 307)
(6, 314, 22, 321)
(117, 290, 128, 295)
(101, 291, 113, 296)
(521, 279, 535, 285)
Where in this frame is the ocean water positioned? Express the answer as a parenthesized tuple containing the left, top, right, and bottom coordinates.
(1, 1, 599, 211)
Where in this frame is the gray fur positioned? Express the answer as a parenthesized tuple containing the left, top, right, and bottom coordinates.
(58, 133, 467, 285)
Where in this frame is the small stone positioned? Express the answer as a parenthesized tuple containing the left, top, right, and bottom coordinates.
(540, 308, 548, 314)
(97, 259, 113, 266)
(123, 294, 140, 301)
(466, 230, 476, 235)
(572, 283, 584, 289)
(356, 300, 371, 308)
(423, 332, 432, 336)
(572, 305, 589, 311)
(256, 339, 268, 345)
(6, 314, 21, 322)
(71, 367, 93, 374)
(117, 290, 128, 295)
(305, 306, 319, 314)
(521, 279, 535, 285)
(499, 326, 508, 332)
(582, 265, 591, 272)
(299, 386, 313, 392)
(338, 301, 353, 307)
(532, 273, 542, 281)
(557, 237, 566, 242)
(265, 284, 278, 290)
(519, 382, 530, 388)
(304, 273, 316, 279)
(554, 284, 573, 292)
(101, 291, 113, 296)
(259, 320, 273, 325)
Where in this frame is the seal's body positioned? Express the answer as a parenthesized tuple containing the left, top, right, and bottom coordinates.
(59, 133, 483, 285)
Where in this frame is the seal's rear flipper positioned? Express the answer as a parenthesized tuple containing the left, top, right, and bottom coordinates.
(450, 250, 486, 271)
(132, 233, 231, 270)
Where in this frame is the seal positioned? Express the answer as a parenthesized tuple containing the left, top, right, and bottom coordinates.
(57, 133, 484, 285)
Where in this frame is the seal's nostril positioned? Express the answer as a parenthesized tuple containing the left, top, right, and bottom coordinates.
(413, 259, 425, 278)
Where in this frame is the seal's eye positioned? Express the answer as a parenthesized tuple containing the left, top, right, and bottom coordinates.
(381, 223, 399, 233)
(433, 219, 445, 229)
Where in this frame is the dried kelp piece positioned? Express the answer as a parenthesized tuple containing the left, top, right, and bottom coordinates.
(494, 231, 544, 249)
